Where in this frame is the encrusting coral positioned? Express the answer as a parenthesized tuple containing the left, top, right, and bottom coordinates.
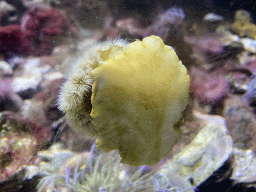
(58, 35, 190, 166)
(231, 9, 256, 40)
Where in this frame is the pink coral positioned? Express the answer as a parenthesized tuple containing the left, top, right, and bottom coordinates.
(190, 67, 230, 104)
(184, 35, 224, 66)
(0, 25, 22, 58)
(0, 7, 76, 57)
(185, 35, 224, 55)
(20, 7, 75, 55)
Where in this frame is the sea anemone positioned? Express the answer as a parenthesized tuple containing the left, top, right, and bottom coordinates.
(58, 35, 190, 166)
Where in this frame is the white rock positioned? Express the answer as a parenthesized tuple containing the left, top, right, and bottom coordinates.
(0, 1, 17, 22)
(158, 111, 233, 187)
(232, 148, 256, 183)
(203, 13, 224, 22)
(0, 1, 15, 12)
(240, 38, 256, 53)
(12, 75, 42, 93)
(43, 72, 64, 82)
(12, 58, 51, 94)
(7, 56, 25, 68)
(21, 99, 47, 125)
(24, 165, 39, 180)
(0, 61, 13, 76)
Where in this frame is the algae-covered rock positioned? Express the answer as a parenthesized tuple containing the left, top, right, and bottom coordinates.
(231, 10, 256, 40)
(0, 133, 38, 182)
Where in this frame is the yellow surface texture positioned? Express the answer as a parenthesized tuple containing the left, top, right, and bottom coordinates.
(90, 36, 190, 166)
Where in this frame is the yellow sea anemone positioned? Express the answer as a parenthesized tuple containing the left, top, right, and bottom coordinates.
(90, 36, 190, 166)
(58, 35, 190, 166)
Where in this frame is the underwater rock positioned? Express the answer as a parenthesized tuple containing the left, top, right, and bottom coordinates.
(184, 34, 225, 67)
(185, 34, 224, 55)
(12, 75, 41, 99)
(186, 33, 245, 69)
(0, 110, 51, 145)
(232, 148, 256, 184)
(146, 7, 185, 41)
(43, 72, 64, 84)
(0, 1, 18, 25)
(242, 74, 256, 105)
(0, 78, 13, 103)
(12, 58, 50, 99)
(203, 13, 224, 31)
(240, 38, 256, 54)
(0, 132, 38, 182)
(0, 112, 23, 136)
(7, 56, 25, 69)
(22, 0, 51, 8)
(158, 111, 233, 187)
(247, 58, 256, 74)
(0, 61, 13, 77)
(21, 99, 47, 125)
(151, 172, 196, 192)
(35, 73, 65, 122)
(227, 70, 250, 94)
(0, 166, 39, 192)
(0, 78, 23, 112)
(216, 26, 240, 44)
(227, 37, 256, 67)
(224, 95, 256, 150)
(203, 13, 224, 22)
(190, 67, 229, 104)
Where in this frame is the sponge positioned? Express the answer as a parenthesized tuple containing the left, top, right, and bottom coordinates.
(90, 36, 190, 166)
